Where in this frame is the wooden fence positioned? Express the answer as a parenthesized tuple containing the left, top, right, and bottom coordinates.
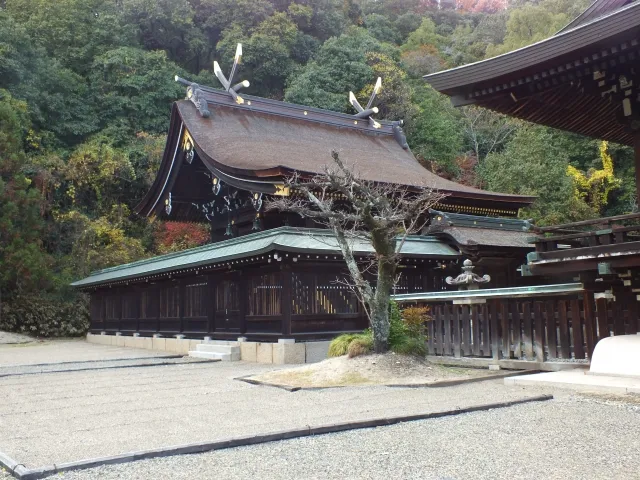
(426, 293, 639, 362)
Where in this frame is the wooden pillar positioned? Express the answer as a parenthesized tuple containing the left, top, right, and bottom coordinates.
(207, 274, 216, 334)
(179, 278, 186, 334)
(281, 265, 292, 336)
(135, 286, 141, 334)
(155, 284, 161, 335)
(635, 133, 640, 205)
(239, 273, 247, 335)
(582, 290, 597, 358)
(117, 289, 123, 333)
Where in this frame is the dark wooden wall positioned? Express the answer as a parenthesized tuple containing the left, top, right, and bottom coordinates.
(88, 264, 448, 340)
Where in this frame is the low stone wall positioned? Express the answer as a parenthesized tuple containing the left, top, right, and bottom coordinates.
(86, 333, 330, 364)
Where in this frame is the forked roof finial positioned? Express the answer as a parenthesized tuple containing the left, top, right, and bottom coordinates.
(349, 77, 382, 129)
(175, 43, 251, 117)
(213, 43, 250, 105)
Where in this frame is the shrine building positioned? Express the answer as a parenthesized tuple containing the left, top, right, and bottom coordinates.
(72, 64, 535, 342)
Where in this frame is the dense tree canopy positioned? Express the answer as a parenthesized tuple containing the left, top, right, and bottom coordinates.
(0, 0, 633, 334)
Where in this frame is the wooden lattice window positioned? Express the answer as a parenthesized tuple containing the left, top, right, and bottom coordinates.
(90, 296, 103, 322)
(140, 290, 158, 319)
(122, 293, 139, 319)
(159, 283, 180, 318)
(184, 282, 208, 318)
(105, 295, 121, 320)
(248, 273, 282, 316)
(216, 280, 240, 312)
(292, 273, 360, 315)
(394, 272, 427, 294)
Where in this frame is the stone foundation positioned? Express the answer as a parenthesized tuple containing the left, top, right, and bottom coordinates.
(86, 333, 331, 364)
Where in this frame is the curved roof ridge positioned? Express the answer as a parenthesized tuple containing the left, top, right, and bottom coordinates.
(424, 0, 640, 92)
(557, 0, 634, 34)
(176, 100, 535, 204)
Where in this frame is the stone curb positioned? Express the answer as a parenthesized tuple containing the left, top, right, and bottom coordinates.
(0, 354, 182, 369)
(426, 355, 588, 372)
(0, 451, 27, 478)
(236, 370, 540, 391)
(1, 394, 552, 479)
(234, 375, 301, 392)
(0, 358, 219, 379)
(385, 370, 541, 388)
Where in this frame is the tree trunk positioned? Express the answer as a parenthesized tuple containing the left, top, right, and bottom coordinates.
(370, 255, 396, 353)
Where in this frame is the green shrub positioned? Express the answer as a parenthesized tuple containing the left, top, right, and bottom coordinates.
(388, 300, 429, 356)
(328, 333, 361, 357)
(347, 334, 373, 358)
(329, 301, 429, 358)
(388, 300, 408, 347)
(329, 331, 373, 358)
(390, 335, 427, 356)
(401, 306, 431, 337)
(0, 294, 89, 337)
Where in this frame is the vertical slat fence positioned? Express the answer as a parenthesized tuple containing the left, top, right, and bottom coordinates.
(422, 292, 623, 363)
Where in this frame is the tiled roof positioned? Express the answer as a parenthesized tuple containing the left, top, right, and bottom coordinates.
(71, 227, 459, 288)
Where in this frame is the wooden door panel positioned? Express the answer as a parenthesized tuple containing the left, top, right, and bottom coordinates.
(215, 278, 241, 333)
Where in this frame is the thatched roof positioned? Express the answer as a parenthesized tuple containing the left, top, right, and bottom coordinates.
(136, 89, 534, 221)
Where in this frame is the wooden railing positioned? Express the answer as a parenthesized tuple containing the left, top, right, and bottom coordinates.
(427, 296, 595, 361)
(533, 212, 640, 255)
(411, 289, 640, 363)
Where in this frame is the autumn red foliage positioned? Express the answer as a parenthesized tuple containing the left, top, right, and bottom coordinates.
(154, 221, 210, 253)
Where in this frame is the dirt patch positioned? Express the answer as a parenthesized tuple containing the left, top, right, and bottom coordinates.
(248, 353, 495, 388)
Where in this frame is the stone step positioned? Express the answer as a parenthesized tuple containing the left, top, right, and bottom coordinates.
(201, 340, 239, 346)
(195, 344, 240, 355)
(188, 350, 240, 362)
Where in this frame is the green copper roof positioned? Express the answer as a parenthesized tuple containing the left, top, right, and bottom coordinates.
(71, 227, 459, 288)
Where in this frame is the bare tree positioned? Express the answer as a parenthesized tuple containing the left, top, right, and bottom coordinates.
(461, 106, 519, 163)
(267, 152, 445, 353)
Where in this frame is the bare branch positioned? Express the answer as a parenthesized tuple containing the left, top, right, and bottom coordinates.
(264, 151, 446, 352)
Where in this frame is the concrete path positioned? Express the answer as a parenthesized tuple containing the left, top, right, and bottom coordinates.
(0, 339, 170, 367)
(506, 369, 640, 394)
(0, 359, 552, 469)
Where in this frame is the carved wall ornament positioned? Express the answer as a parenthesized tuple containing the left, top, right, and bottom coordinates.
(184, 138, 195, 164)
(191, 199, 216, 222)
(252, 214, 262, 231)
(222, 190, 240, 213)
(164, 193, 172, 216)
(212, 176, 221, 195)
(251, 192, 263, 211)
(273, 184, 290, 196)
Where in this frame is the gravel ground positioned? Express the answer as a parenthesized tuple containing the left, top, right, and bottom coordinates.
(0, 360, 550, 468)
(0, 331, 34, 345)
(0, 340, 170, 366)
(18, 392, 640, 480)
(0, 355, 211, 377)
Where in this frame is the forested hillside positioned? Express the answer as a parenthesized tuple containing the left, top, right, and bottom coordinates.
(0, 0, 635, 335)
